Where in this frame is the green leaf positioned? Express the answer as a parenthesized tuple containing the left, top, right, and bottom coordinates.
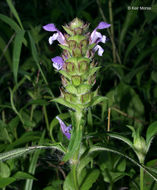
(77, 153, 96, 179)
(6, 131, 40, 150)
(59, 70, 71, 80)
(0, 146, 43, 161)
(63, 171, 75, 190)
(151, 71, 157, 83)
(124, 31, 141, 64)
(0, 35, 12, 66)
(6, 0, 23, 29)
(146, 121, 157, 151)
(0, 144, 65, 161)
(116, 83, 145, 124)
(80, 169, 100, 190)
(63, 124, 82, 161)
(85, 67, 100, 78)
(134, 46, 157, 67)
(28, 32, 48, 85)
(24, 131, 45, 190)
(0, 13, 21, 32)
(13, 171, 36, 180)
(9, 87, 24, 124)
(107, 132, 133, 149)
(52, 97, 80, 111)
(0, 120, 12, 143)
(13, 30, 25, 83)
(0, 162, 10, 178)
(90, 96, 108, 107)
(0, 177, 16, 188)
(89, 145, 157, 182)
(119, 0, 140, 51)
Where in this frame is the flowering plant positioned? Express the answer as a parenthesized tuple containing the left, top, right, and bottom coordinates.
(42, 18, 110, 189)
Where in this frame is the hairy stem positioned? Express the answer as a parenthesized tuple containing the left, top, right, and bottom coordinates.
(71, 110, 83, 190)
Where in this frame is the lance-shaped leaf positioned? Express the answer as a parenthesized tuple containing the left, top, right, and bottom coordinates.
(89, 96, 108, 107)
(52, 97, 81, 111)
(107, 132, 134, 149)
(89, 145, 157, 182)
(13, 30, 25, 83)
(146, 121, 157, 152)
(0, 144, 66, 162)
(80, 169, 100, 190)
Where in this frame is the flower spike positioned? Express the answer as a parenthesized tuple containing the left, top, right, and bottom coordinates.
(43, 18, 110, 110)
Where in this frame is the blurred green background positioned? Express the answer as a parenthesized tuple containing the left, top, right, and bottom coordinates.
(0, 0, 157, 189)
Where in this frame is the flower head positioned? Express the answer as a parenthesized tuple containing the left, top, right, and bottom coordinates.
(43, 23, 66, 45)
(43, 18, 111, 110)
(56, 116, 72, 140)
(51, 56, 64, 70)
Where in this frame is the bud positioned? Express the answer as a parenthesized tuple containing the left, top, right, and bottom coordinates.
(134, 137, 147, 164)
(69, 18, 84, 29)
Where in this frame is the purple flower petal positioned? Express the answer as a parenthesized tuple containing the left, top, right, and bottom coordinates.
(90, 21, 110, 56)
(43, 23, 66, 45)
(56, 116, 71, 140)
(48, 32, 65, 45)
(93, 45, 104, 56)
(95, 22, 111, 30)
(43, 23, 58, 32)
(90, 31, 102, 44)
(51, 56, 64, 70)
(90, 21, 110, 44)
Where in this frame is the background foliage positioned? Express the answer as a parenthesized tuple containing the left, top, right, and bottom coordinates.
(0, 0, 157, 189)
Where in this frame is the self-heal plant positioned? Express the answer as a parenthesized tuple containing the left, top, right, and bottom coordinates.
(43, 18, 110, 189)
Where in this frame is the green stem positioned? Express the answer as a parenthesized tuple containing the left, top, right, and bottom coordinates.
(43, 105, 50, 134)
(72, 162, 79, 190)
(108, 183, 113, 190)
(140, 167, 144, 190)
(71, 110, 83, 190)
(108, 0, 116, 64)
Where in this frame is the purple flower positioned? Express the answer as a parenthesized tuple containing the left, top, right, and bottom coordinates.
(43, 23, 66, 45)
(90, 22, 111, 56)
(56, 116, 72, 140)
(51, 56, 64, 70)
(93, 45, 104, 56)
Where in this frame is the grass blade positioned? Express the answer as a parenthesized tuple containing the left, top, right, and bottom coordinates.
(6, 0, 23, 29)
(0, 13, 21, 32)
(13, 30, 25, 83)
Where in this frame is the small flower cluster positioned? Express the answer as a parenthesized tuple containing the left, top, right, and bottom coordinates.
(43, 18, 110, 139)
